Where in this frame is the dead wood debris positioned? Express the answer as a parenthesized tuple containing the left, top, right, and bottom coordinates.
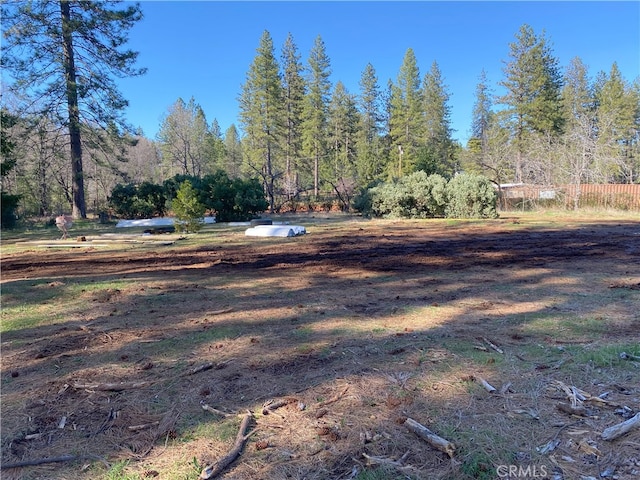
(316, 386, 349, 408)
(1, 454, 78, 470)
(201, 402, 235, 418)
(262, 397, 296, 415)
(199, 412, 253, 479)
(482, 337, 504, 354)
(72, 381, 152, 391)
(472, 375, 497, 393)
(601, 412, 640, 441)
(404, 417, 456, 457)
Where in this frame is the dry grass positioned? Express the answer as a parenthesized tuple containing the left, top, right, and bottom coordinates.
(1, 212, 639, 479)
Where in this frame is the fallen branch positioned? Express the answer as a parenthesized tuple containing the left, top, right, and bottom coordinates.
(473, 375, 497, 393)
(72, 381, 152, 391)
(199, 412, 252, 479)
(262, 398, 295, 415)
(362, 450, 410, 468)
(551, 380, 620, 408)
(189, 363, 214, 375)
(317, 386, 349, 408)
(128, 421, 160, 431)
(601, 412, 640, 441)
(482, 337, 504, 354)
(1, 455, 77, 469)
(404, 417, 456, 457)
(201, 402, 235, 418)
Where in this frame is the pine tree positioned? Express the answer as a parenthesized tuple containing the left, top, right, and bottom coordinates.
(356, 63, 385, 183)
(389, 48, 422, 176)
(302, 35, 332, 197)
(596, 63, 640, 182)
(327, 81, 360, 197)
(499, 24, 564, 182)
(420, 61, 454, 176)
(223, 125, 243, 180)
(239, 30, 284, 211)
(469, 69, 494, 163)
(157, 97, 210, 177)
(281, 33, 306, 199)
(2, 0, 145, 219)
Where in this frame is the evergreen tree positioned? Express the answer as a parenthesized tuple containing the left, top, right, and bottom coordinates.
(469, 69, 494, 167)
(281, 33, 306, 199)
(498, 24, 564, 182)
(239, 30, 284, 211)
(223, 124, 243, 180)
(206, 119, 226, 175)
(356, 63, 385, 183)
(596, 63, 640, 182)
(419, 61, 454, 176)
(157, 97, 210, 177)
(327, 81, 360, 194)
(302, 35, 332, 197)
(389, 48, 423, 176)
(2, 0, 145, 219)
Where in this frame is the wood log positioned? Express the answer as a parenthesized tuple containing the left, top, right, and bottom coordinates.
(404, 417, 455, 457)
(1, 454, 77, 469)
(199, 412, 252, 479)
(601, 412, 640, 441)
(482, 337, 504, 354)
(317, 386, 349, 408)
(473, 375, 497, 393)
(72, 381, 151, 391)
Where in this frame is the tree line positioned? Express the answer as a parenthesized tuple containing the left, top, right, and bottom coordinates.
(1, 1, 639, 226)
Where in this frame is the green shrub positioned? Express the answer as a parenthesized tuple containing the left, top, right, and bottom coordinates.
(200, 171, 267, 222)
(109, 182, 167, 219)
(171, 180, 206, 233)
(1, 192, 20, 228)
(367, 171, 448, 218)
(445, 173, 498, 219)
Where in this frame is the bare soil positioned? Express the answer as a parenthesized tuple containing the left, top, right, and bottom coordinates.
(1, 215, 639, 479)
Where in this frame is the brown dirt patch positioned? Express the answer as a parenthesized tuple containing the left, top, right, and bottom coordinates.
(1, 216, 639, 479)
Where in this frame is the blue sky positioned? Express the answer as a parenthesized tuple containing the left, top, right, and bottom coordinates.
(119, 1, 640, 144)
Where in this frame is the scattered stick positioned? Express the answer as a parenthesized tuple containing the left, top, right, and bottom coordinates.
(189, 363, 214, 375)
(208, 308, 233, 316)
(556, 403, 589, 417)
(317, 386, 349, 408)
(551, 380, 620, 408)
(601, 412, 640, 441)
(473, 375, 497, 393)
(404, 417, 456, 457)
(362, 450, 410, 468)
(1, 454, 77, 469)
(482, 337, 504, 354)
(128, 421, 160, 431)
(262, 398, 295, 415)
(199, 412, 253, 479)
(72, 381, 152, 391)
(201, 402, 235, 418)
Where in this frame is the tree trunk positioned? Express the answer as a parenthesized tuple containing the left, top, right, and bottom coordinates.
(60, 0, 86, 219)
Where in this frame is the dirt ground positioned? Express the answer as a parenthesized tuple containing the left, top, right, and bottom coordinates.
(1, 215, 639, 479)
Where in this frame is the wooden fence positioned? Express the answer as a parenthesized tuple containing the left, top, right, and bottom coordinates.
(499, 184, 640, 211)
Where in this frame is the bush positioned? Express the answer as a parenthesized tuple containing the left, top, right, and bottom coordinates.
(366, 171, 448, 218)
(445, 173, 498, 219)
(1, 192, 20, 228)
(109, 182, 167, 219)
(200, 171, 267, 222)
(170, 180, 206, 233)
